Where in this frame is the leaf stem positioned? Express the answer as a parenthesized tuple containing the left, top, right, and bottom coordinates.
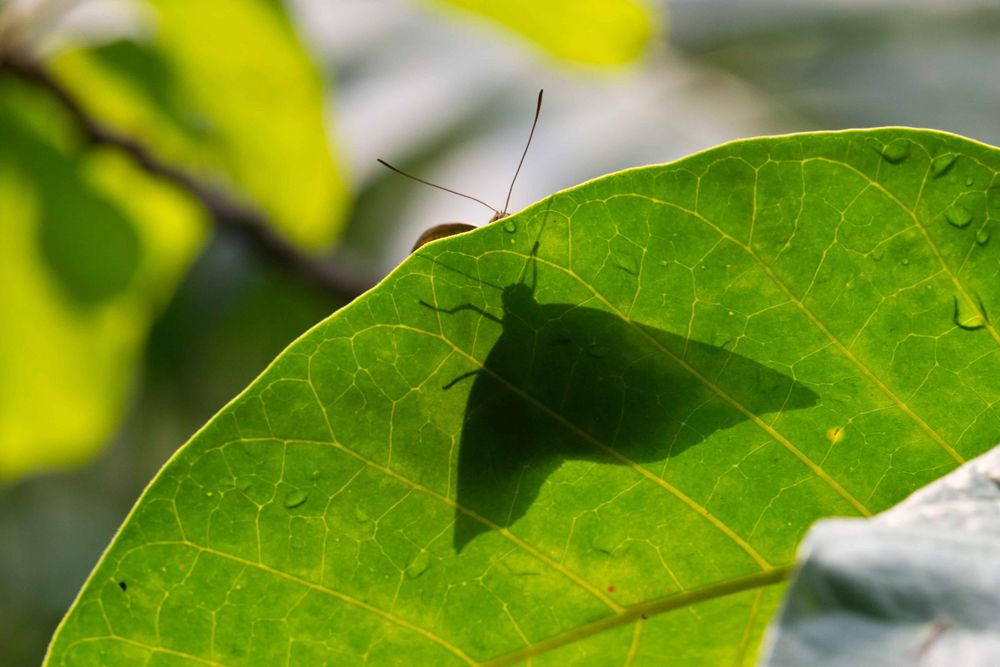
(0, 50, 372, 302)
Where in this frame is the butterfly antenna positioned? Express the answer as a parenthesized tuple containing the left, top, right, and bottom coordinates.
(376, 159, 499, 216)
(502, 89, 544, 215)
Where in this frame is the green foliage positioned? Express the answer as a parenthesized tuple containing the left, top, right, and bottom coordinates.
(52, 0, 348, 248)
(428, 0, 657, 66)
(0, 76, 204, 479)
(46, 129, 1000, 664)
(0, 0, 345, 479)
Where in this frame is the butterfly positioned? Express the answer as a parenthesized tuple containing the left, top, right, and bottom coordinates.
(378, 89, 544, 252)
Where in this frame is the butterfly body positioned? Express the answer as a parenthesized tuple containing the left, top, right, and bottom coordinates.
(380, 90, 542, 252)
(410, 222, 477, 251)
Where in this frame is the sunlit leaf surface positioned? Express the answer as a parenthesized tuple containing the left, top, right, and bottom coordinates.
(428, 0, 656, 66)
(52, 0, 348, 248)
(0, 76, 204, 479)
(47, 129, 1000, 664)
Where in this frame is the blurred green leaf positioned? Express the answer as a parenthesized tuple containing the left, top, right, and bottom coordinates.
(52, 0, 348, 248)
(4, 100, 142, 304)
(0, 76, 204, 480)
(46, 129, 1000, 664)
(427, 0, 657, 66)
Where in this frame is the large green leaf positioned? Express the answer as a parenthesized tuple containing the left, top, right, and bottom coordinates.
(51, 0, 348, 248)
(46, 129, 1000, 664)
(760, 445, 1000, 665)
(0, 75, 204, 479)
(427, 0, 657, 66)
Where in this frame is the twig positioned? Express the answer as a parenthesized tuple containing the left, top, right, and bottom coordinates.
(0, 51, 371, 302)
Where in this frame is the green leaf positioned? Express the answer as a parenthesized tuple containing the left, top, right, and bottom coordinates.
(46, 129, 1000, 664)
(51, 0, 348, 248)
(761, 446, 1000, 665)
(0, 75, 204, 479)
(426, 0, 657, 66)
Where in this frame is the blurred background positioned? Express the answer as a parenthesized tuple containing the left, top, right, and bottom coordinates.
(2, 0, 999, 663)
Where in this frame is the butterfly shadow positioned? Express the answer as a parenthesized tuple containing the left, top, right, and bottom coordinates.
(423, 244, 819, 553)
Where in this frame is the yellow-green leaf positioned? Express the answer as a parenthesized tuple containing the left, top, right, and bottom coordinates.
(427, 0, 657, 66)
(46, 129, 1000, 664)
(0, 76, 204, 479)
(51, 0, 348, 248)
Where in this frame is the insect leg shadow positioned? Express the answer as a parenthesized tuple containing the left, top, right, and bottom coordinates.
(419, 299, 502, 390)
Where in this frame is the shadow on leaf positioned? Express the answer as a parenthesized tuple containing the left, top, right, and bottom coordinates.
(425, 244, 819, 553)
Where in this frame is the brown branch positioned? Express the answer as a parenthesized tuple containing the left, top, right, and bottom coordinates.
(0, 51, 371, 302)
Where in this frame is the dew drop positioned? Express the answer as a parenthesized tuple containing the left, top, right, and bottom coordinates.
(614, 255, 639, 275)
(901, 258, 910, 266)
(953, 295, 988, 331)
(966, 177, 975, 186)
(406, 551, 431, 579)
(879, 139, 911, 164)
(283, 489, 308, 509)
(503, 220, 517, 233)
(976, 227, 991, 246)
(353, 506, 369, 523)
(945, 205, 973, 229)
(587, 344, 610, 358)
(931, 153, 957, 177)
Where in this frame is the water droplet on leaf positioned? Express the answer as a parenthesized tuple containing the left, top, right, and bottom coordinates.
(406, 551, 430, 578)
(931, 153, 957, 177)
(945, 205, 973, 229)
(283, 489, 308, 509)
(879, 139, 911, 164)
(965, 177, 975, 186)
(953, 295, 988, 331)
(976, 227, 991, 246)
(901, 258, 910, 266)
(614, 255, 639, 275)
(587, 344, 610, 358)
(503, 220, 517, 233)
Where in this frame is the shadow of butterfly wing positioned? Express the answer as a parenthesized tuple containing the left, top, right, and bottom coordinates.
(450, 286, 819, 552)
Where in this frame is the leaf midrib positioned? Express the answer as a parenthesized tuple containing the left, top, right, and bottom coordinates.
(480, 566, 793, 667)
